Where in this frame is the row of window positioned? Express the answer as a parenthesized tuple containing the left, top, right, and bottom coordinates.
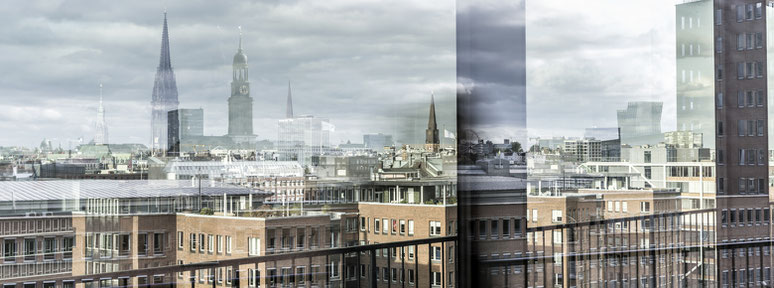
(737, 61, 765, 79)
(720, 207, 771, 226)
(721, 266, 772, 287)
(85, 232, 164, 258)
(0, 219, 71, 236)
(717, 177, 768, 194)
(2, 237, 73, 262)
(469, 218, 525, 240)
(360, 217, 443, 237)
(179, 232, 232, 255)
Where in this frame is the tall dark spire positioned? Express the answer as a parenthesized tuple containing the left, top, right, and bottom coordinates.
(425, 92, 440, 151)
(158, 11, 172, 71)
(428, 92, 437, 129)
(286, 81, 294, 118)
(150, 10, 179, 153)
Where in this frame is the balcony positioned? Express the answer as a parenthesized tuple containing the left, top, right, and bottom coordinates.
(33, 236, 457, 287)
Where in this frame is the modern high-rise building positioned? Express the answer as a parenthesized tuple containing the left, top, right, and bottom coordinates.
(167, 108, 204, 155)
(150, 12, 180, 154)
(227, 29, 255, 143)
(93, 83, 108, 145)
(674, 1, 773, 286)
(616, 101, 663, 146)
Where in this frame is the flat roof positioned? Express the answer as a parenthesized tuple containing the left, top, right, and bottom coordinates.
(0, 180, 267, 202)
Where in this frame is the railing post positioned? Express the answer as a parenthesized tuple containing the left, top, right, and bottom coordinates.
(190, 270, 196, 288)
(370, 249, 378, 288)
(232, 265, 239, 288)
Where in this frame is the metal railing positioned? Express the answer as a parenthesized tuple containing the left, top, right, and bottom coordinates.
(12, 236, 457, 288)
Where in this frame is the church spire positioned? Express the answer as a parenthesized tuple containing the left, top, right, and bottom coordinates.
(286, 81, 294, 118)
(150, 10, 179, 153)
(425, 91, 439, 151)
(158, 11, 172, 70)
(428, 91, 437, 129)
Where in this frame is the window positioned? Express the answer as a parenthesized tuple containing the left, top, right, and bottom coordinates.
(217, 235, 223, 253)
(739, 120, 746, 136)
(756, 3, 763, 19)
(374, 219, 381, 234)
(718, 121, 724, 136)
(622, 202, 628, 212)
(432, 271, 442, 286)
(716, 36, 723, 53)
(756, 32, 763, 48)
(409, 269, 416, 284)
(717, 63, 723, 80)
(502, 219, 510, 236)
(532, 209, 538, 222)
(199, 234, 205, 252)
(737, 5, 745, 22)
(138, 233, 148, 256)
(226, 236, 232, 254)
(248, 237, 260, 256)
(552, 210, 562, 223)
(607, 200, 613, 212)
(409, 245, 415, 259)
(391, 219, 397, 234)
(430, 221, 441, 236)
(408, 220, 414, 236)
(432, 246, 441, 261)
(758, 120, 764, 136)
(360, 217, 366, 231)
(207, 234, 213, 253)
(640, 202, 650, 213)
(399, 219, 405, 235)
(382, 218, 388, 234)
(717, 92, 724, 108)
(553, 230, 563, 244)
(747, 3, 754, 20)
(154, 233, 164, 254)
(490, 220, 498, 237)
(716, 9, 723, 25)
(757, 61, 764, 77)
(738, 62, 745, 79)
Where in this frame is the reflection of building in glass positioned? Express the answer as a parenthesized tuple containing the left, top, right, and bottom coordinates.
(94, 84, 108, 145)
(150, 12, 179, 153)
(616, 101, 663, 146)
(664, 130, 703, 148)
(583, 127, 619, 141)
(227, 29, 256, 144)
(562, 139, 601, 163)
(676, 0, 715, 149)
(277, 116, 334, 166)
(167, 108, 204, 155)
(363, 133, 394, 150)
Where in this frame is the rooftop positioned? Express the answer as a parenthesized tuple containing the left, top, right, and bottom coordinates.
(0, 180, 265, 202)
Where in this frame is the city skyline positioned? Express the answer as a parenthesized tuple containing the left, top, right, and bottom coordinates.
(0, 1, 456, 148)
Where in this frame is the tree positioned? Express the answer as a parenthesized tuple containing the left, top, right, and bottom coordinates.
(511, 142, 523, 153)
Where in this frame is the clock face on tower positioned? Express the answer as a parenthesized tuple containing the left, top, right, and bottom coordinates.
(239, 85, 249, 95)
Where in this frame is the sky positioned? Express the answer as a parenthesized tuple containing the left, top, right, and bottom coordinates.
(526, 0, 677, 142)
(0, 0, 456, 148)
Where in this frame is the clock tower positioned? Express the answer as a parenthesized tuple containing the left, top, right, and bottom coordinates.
(228, 28, 254, 139)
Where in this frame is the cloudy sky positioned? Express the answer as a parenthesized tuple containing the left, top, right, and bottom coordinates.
(0, 0, 456, 148)
(526, 0, 677, 141)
